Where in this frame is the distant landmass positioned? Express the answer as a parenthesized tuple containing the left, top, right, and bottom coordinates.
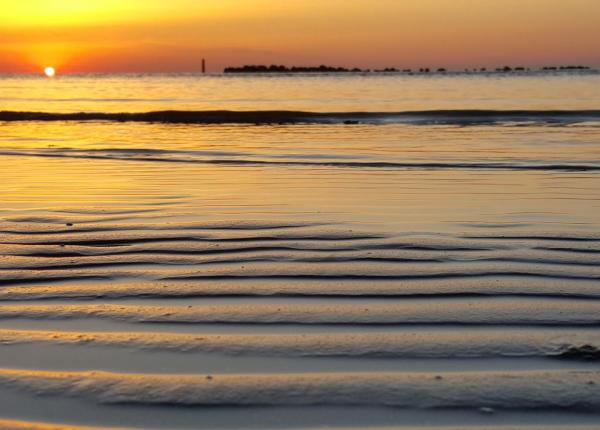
(223, 64, 592, 74)
(224, 65, 366, 73)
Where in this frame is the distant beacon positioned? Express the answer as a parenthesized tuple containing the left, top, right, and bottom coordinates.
(202, 59, 206, 74)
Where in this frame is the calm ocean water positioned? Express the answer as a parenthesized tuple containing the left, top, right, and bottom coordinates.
(1, 73, 600, 429)
(1, 72, 599, 112)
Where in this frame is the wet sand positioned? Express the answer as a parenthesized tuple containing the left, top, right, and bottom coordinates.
(0, 110, 599, 428)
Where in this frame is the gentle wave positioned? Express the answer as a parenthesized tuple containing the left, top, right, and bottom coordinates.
(1, 368, 599, 410)
(2, 299, 600, 325)
(1, 328, 599, 360)
(1, 149, 599, 171)
(1, 222, 598, 289)
(1, 109, 600, 125)
(2, 278, 599, 301)
(0, 220, 328, 235)
(3, 256, 600, 272)
(2, 267, 599, 288)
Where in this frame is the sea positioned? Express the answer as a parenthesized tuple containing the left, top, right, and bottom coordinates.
(0, 72, 600, 430)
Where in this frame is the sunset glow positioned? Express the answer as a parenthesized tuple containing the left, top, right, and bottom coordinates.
(44, 67, 56, 78)
(1, 0, 599, 73)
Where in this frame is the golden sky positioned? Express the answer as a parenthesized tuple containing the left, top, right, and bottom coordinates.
(1, 0, 599, 73)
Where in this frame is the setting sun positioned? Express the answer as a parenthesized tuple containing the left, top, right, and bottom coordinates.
(44, 66, 56, 77)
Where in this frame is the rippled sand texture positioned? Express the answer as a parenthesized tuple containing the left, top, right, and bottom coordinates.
(1, 74, 600, 429)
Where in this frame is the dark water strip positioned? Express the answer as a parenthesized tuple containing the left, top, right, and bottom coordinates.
(1, 109, 600, 125)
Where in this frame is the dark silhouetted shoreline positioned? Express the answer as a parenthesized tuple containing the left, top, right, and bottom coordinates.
(224, 65, 366, 73)
(224, 64, 593, 74)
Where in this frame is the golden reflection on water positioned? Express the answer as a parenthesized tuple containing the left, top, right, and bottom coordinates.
(2, 154, 599, 234)
(0, 118, 599, 234)
(0, 74, 599, 113)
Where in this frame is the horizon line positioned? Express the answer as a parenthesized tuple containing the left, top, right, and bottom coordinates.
(0, 67, 598, 76)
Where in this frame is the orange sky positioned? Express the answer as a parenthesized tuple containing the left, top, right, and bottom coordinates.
(1, 0, 599, 73)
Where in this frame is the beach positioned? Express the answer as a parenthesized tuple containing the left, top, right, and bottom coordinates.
(0, 72, 599, 429)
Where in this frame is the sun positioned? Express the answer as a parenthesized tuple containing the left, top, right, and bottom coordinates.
(44, 67, 56, 78)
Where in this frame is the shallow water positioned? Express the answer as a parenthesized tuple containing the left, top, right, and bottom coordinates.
(0, 73, 599, 429)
